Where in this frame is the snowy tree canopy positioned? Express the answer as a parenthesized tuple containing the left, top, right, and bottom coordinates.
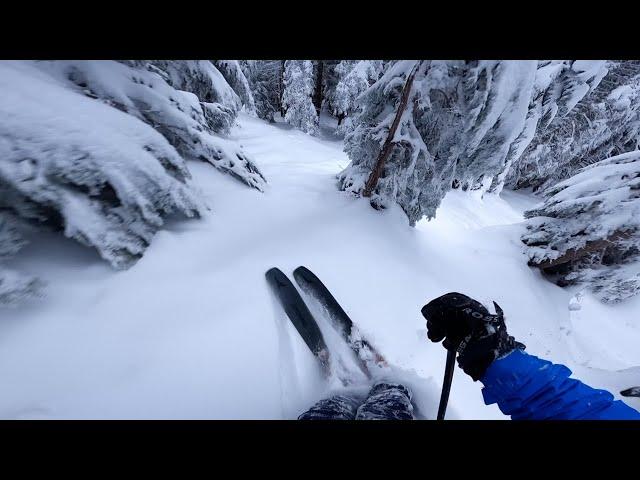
(55, 60, 266, 190)
(0, 61, 204, 269)
(339, 60, 541, 224)
(242, 60, 284, 123)
(333, 60, 384, 134)
(522, 151, 640, 303)
(338, 60, 640, 225)
(242, 60, 381, 136)
(503, 60, 634, 192)
(319, 60, 342, 117)
(282, 60, 319, 135)
(212, 60, 257, 115)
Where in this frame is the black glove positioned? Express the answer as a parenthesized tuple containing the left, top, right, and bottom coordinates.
(421, 292, 525, 381)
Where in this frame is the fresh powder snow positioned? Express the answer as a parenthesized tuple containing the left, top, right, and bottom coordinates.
(1, 113, 638, 419)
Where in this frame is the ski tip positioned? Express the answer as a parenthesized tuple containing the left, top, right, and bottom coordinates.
(265, 267, 282, 277)
(265, 267, 289, 285)
(293, 266, 315, 280)
(621, 386, 640, 397)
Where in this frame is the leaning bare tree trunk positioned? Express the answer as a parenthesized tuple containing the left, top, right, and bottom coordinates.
(362, 61, 424, 198)
(279, 60, 286, 117)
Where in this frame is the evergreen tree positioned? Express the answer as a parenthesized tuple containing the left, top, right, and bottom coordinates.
(242, 60, 283, 123)
(333, 60, 384, 134)
(506, 61, 640, 192)
(213, 60, 257, 115)
(96, 60, 266, 189)
(312, 60, 324, 115)
(0, 60, 266, 305)
(339, 60, 538, 224)
(320, 60, 341, 116)
(0, 215, 41, 306)
(282, 60, 318, 135)
(523, 150, 640, 303)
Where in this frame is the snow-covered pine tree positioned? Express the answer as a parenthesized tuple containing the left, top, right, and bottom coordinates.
(319, 60, 341, 117)
(282, 60, 319, 135)
(242, 60, 284, 123)
(339, 60, 538, 225)
(333, 60, 384, 135)
(453, 61, 537, 192)
(504, 60, 635, 192)
(312, 60, 325, 116)
(522, 150, 640, 303)
(133, 60, 242, 134)
(56, 60, 266, 190)
(213, 60, 257, 115)
(0, 60, 266, 305)
(0, 60, 204, 274)
(0, 215, 41, 306)
(332, 60, 357, 121)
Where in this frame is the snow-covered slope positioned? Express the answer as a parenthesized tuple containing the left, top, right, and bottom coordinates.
(1, 114, 638, 419)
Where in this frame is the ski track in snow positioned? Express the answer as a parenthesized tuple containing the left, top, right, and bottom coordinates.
(1, 113, 639, 419)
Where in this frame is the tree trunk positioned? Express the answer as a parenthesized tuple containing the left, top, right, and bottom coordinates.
(362, 61, 424, 198)
(313, 60, 324, 116)
(531, 230, 632, 271)
(279, 60, 286, 117)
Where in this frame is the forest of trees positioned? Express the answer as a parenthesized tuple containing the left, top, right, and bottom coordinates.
(1, 60, 640, 305)
(245, 59, 640, 304)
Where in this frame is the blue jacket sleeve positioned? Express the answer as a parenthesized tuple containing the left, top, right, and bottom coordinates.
(480, 349, 640, 420)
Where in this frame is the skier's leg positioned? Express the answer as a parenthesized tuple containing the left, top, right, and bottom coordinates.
(355, 382, 415, 420)
(298, 395, 361, 420)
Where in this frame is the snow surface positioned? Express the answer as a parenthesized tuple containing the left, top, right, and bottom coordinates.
(1, 113, 639, 419)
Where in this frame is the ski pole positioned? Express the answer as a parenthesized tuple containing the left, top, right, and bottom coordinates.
(437, 350, 456, 420)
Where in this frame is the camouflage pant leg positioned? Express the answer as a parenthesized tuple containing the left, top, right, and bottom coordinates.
(355, 382, 415, 420)
(298, 395, 361, 420)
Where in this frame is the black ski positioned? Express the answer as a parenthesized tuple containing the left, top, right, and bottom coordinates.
(621, 386, 640, 398)
(293, 266, 386, 379)
(266, 267, 330, 375)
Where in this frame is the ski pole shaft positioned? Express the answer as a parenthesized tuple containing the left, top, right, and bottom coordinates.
(437, 350, 456, 420)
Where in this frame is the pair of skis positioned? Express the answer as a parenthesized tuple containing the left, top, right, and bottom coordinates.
(266, 266, 386, 383)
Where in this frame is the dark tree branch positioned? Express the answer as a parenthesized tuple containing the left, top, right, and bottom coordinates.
(363, 61, 426, 198)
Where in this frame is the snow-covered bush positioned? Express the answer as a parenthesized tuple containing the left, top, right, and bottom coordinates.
(522, 151, 640, 303)
(282, 60, 318, 135)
